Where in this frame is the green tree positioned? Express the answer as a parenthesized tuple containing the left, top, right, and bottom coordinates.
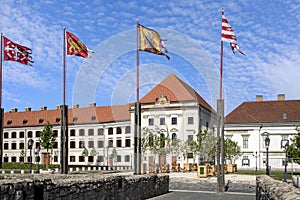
(287, 127, 300, 164)
(90, 148, 97, 164)
(40, 122, 56, 170)
(111, 148, 118, 166)
(20, 149, 25, 163)
(82, 147, 89, 164)
(224, 138, 241, 164)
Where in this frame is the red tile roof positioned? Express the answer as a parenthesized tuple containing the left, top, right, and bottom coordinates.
(140, 74, 214, 112)
(4, 74, 215, 128)
(4, 104, 132, 128)
(225, 100, 300, 124)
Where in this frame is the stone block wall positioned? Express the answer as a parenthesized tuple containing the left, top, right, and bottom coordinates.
(256, 175, 300, 199)
(0, 173, 169, 200)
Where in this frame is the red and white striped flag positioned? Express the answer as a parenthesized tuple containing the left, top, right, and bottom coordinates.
(221, 9, 245, 55)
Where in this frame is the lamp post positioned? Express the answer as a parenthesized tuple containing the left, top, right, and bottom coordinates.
(28, 138, 34, 173)
(281, 139, 289, 182)
(265, 135, 270, 176)
(35, 145, 40, 173)
(253, 151, 258, 172)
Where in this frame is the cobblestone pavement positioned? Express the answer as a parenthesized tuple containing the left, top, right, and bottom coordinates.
(148, 172, 256, 200)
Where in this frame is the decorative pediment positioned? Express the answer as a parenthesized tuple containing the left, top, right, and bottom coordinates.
(170, 128, 178, 132)
(155, 94, 170, 105)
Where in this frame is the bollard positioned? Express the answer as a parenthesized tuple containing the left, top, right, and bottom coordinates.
(21, 170, 24, 174)
(10, 170, 14, 174)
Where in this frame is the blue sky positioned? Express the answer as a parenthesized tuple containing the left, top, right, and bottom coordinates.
(0, 0, 299, 115)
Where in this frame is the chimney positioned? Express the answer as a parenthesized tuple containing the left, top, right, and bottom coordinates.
(25, 107, 32, 112)
(73, 104, 79, 109)
(89, 102, 96, 107)
(56, 105, 61, 110)
(278, 94, 285, 101)
(256, 95, 263, 102)
(11, 108, 18, 112)
(40, 106, 47, 111)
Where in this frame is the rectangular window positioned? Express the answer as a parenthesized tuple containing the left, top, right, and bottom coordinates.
(54, 156, 58, 162)
(4, 143, 9, 150)
(97, 156, 104, 162)
(88, 156, 93, 163)
(19, 131, 25, 138)
(125, 155, 130, 162)
(98, 140, 104, 148)
(11, 157, 17, 162)
(36, 131, 41, 137)
(187, 135, 193, 143)
(28, 131, 33, 138)
(70, 129, 76, 136)
(148, 118, 154, 126)
(117, 155, 121, 162)
(88, 129, 94, 136)
(53, 142, 58, 149)
(125, 126, 130, 134)
(70, 141, 76, 148)
(11, 143, 17, 150)
(171, 117, 177, 125)
(70, 156, 75, 162)
(108, 140, 113, 148)
(187, 117, 193, 124)
(19, 142, 24, 149)
(242, 156, 250, 166)
(108, 128, 113, 135)
(242, 136, 249, 148)
(79, 141, 85, 148)
(160, 118, 165, 125)
(88, 141, 94, 148)
(116, 139, 122, 147)
(79, 156, 85, 162)
(98, 128, 104, 135)
(125, 139, 131, 147)
(79, 129, 85, 136)
(11, 132, 17, 138)
(4, 132, 8, 138)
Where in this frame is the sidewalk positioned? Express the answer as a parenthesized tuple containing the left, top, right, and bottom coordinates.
(169, 171, 256, 184)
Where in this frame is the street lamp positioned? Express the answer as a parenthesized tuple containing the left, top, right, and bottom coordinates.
(28, 138, 34, 173)
(35, 144, 41, 173)
(281, 139, 289, 182)
(253, 151, 259, 172)
(265, 135, 270, 175)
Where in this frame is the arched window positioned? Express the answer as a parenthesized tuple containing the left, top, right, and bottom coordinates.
(171, 133, 177, 145)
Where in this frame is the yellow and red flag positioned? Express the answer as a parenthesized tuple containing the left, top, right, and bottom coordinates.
(66, 31, 89, 58)
(138, 24, 170, 60)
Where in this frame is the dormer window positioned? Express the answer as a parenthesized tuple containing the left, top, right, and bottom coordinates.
(56, 117, 60, 122)
(39, 118, 44, 123)
(7, 120, 12, 125)
(23, 119, 28, 124)
(73, 117, 78, 122)
(282, 113, 287, 120)
(91, 116, 96, 121)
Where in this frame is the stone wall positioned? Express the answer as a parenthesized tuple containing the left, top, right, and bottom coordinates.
(256, 175, 300, 199)
(0, 173, 169, 200)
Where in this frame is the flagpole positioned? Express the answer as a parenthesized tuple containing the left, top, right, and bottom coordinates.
(63, 28, 66, 106)
(217, 8, 225, 193)
(136, 19, 139, 103)
(0, 33, 3, 168)
(134, 19, 141, 175)
(60, 28, 68, 174)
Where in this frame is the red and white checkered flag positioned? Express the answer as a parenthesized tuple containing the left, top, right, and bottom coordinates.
(221, 9, 245, 55)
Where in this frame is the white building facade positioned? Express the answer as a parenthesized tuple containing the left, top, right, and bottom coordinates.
(225, 94, 300, 171)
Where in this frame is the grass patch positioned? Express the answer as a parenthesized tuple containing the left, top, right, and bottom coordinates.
(234, 170, 293, 181)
